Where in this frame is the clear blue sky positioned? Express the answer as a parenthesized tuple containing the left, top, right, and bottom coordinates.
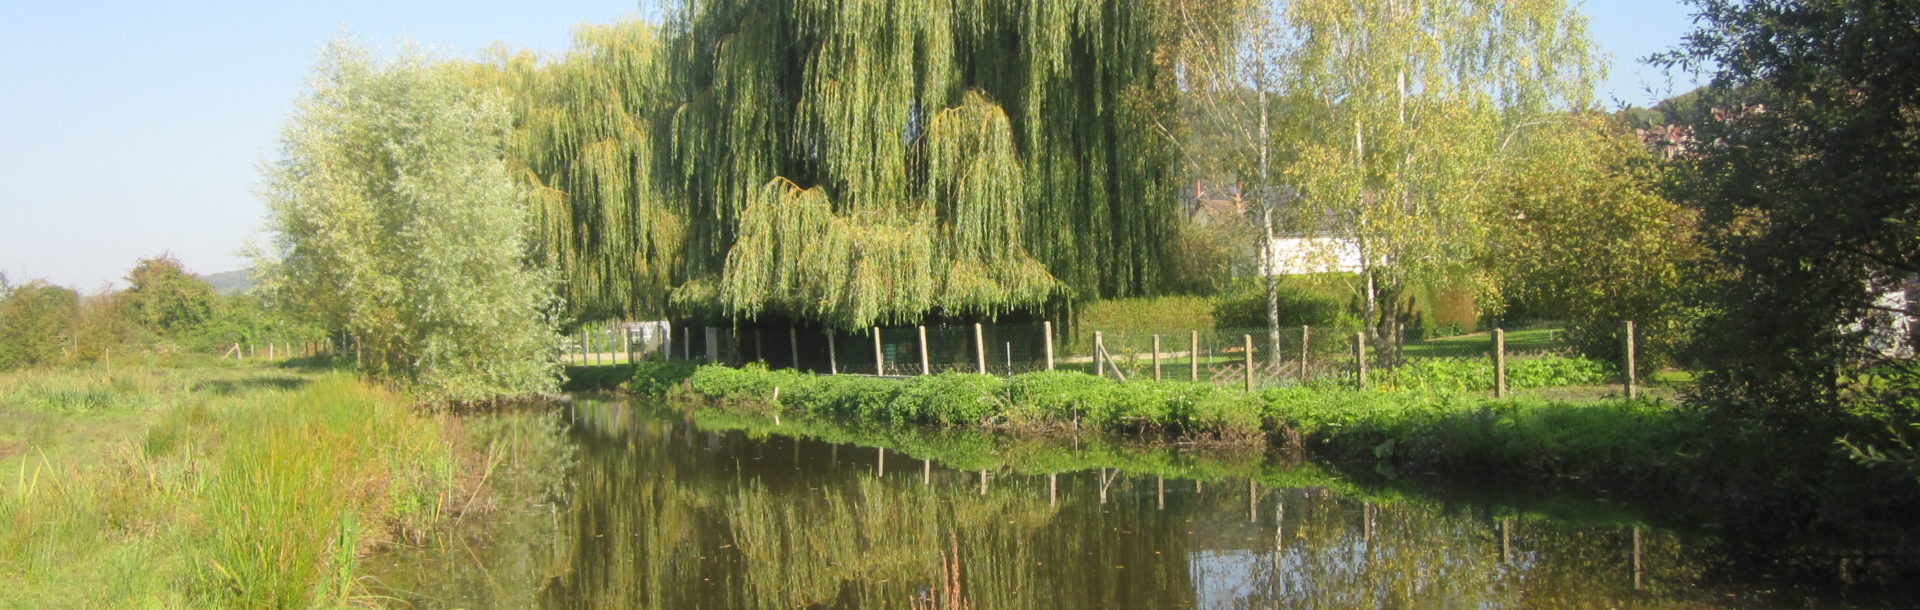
(0, 0, 1703, 291)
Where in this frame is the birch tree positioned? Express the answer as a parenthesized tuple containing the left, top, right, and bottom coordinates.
(1276, 0, 1597, 355)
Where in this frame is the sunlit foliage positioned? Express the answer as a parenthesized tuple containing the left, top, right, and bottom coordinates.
(260, 40, 562, 402)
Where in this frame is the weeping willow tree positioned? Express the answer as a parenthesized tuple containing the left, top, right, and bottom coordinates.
(479, 2, 1189, 329)
(473, 23, 684, 322)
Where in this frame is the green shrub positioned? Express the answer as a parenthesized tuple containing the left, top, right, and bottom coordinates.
(1211, 275, 1361, 335)
(1509, 356, 1614, 389)
(1375, 355, 1615, 393)
(630, 359, 699, 396)
(1006, 371, 1111, 423)
(895, 373, 1005, 425)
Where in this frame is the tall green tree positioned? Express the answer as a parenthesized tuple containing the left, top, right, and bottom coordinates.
(1663, 0, 1920, 427)
(474, 4, 1193, 329)
(1274, 0, 1597, 353)
(260, 39, 562, 402)
(124, 254, 216, 337)
(1484, 114, 1704, 369)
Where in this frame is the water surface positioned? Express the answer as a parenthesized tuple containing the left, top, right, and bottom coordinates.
(368, 397, 1911, 608)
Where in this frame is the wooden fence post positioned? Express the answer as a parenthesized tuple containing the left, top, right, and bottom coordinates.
(1043, 321, 1055, 371)
(826, 329, 838, 374)
(1300, 326, 1310, 379)
(1094, 331, 1106, 378)
(1625, 321, 1638, 399)
(1153, 334, 1162, 381)
(873, 327, 885, 376)
(622, 327, 633, 364)
(1494, 328, 1508, 398)
(918, 325, 930, 376)
(1355, 332, 1368, 390)
(579, 331, 589, 365)
(1190, 330, 1200, 381)
(1244, 334, 1255, 392)
(974, 323, 987, 374)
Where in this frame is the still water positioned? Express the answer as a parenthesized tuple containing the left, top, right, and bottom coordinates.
(368, 397, 1909, 608)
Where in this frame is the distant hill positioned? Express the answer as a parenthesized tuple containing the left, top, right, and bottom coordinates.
(201, 269, 252, 295)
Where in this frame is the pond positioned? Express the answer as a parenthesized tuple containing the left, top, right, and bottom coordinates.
(366, 396, 1912, 608)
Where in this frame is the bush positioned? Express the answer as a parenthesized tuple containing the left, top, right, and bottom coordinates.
(630, 359, 699, 396)
(1005, 371, 1111, 424)
(1375, 355, 1615, 393)
(0, 282, 79, 370)
(1211, 275, 1360, 332)
(895, 373, 1005, 425)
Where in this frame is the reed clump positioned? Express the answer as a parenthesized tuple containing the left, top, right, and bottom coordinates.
(0, 365, 468, 608)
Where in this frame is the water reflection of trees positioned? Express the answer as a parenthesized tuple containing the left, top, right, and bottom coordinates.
(379, 400, 1775, 608)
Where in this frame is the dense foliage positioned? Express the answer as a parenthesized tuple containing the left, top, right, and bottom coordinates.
(260, 41, 562, 402)
(1665, 1, 1920, 429)
(0, 281, 79, 370)
(479, 3, 1198, 329)
(1486, 115, 1705, 370)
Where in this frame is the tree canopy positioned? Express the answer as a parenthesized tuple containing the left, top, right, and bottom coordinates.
(477, 1, 1193, 329)
(1664, 0, 1920, 425)
(261, 40, 562, 402)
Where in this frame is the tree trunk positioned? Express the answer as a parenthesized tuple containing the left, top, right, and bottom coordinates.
(1263, 205, 1282, 372)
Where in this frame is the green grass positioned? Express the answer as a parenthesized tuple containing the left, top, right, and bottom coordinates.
(1400, 327, 1564, 359)
(0, 363, 472, 608)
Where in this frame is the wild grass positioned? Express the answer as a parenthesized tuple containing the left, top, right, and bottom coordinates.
(0, 364, 467, 608)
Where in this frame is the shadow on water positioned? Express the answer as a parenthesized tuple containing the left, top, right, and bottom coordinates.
(365, 396, 1920, 608)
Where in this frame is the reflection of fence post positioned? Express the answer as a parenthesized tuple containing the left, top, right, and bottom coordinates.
(1243, 334, 1255, 392)
(1043, 321, 1055, 370)
(873, 327, 885, 375)
(789, 327, 800, 370)
(826, 329, 838, 374)
(1094, 331, 1106, 378)
(1494, 328, 1508, 398)
(1190, 330, 1200, 381)
(974, 323, 987, 374)
(918, 326, 930, 376)
(1632, 526, 1644, 590)
(1624, 321, 1638, 399)
(1152, 335, 1162, 381)
(1355, 332, 1368, 390)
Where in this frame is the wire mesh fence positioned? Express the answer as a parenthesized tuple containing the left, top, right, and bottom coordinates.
(594, 321, 1429, 390)
(556, 313, 1636, 393)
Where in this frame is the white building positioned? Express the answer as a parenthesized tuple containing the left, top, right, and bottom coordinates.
(1262, 237, 1364, 276)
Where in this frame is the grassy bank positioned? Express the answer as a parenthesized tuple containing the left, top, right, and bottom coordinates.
(632, 357, 1677, 476)
(632, 358, 1920, 542)
(0, 362, 477, 608)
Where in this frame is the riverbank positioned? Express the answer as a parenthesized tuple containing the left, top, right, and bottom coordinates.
(0, 360, 492, 607)
(624, 359, 1920, 543)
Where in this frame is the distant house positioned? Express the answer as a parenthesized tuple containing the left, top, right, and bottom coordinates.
(1182, 180, 1245, 226)
(1263, 236, 1364, 276)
